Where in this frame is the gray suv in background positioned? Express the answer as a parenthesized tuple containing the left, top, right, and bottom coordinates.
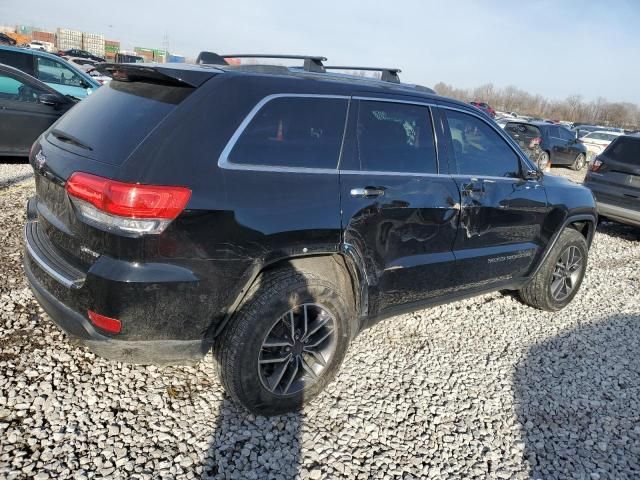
(584, 135, 640, 227)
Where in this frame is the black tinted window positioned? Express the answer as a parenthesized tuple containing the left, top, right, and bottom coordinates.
(558, 127, 574, 140)
(606, 137, 640, 166)
(0, 50, 35, 76)
(353, 100, 437, 173)
(445, 110, 520, 177)
(229, 97, 348, 169)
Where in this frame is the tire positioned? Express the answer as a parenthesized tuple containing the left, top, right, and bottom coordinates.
(538, 151, 550, 171)
(215, 266, 353, 415)
(519, 228, 588, 311)
(572, 153, 586, 171)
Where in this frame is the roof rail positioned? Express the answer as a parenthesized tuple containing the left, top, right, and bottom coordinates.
(324, 66, 401, 84)
(221, 54, 327, 73)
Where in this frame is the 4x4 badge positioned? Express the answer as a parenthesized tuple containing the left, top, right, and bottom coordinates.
(35, 150, 46, 170)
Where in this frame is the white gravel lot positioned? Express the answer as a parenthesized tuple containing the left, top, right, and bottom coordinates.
(1, 163, 639, 479)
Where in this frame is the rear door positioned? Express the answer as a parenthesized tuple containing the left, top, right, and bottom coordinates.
(440, 106, 549, 289)
(339, 97, 460, 315)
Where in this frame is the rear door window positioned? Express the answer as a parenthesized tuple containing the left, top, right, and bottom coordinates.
(228, 96, 348, 169)
(347, 100, 437, 174)
(0, 50, 35, 76)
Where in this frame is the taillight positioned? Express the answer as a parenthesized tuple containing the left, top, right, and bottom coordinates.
(88, 310, 121, 334)
(65, 172, 191, 236)
(529, 137, 542, 149)
(590, 157, 603, 172)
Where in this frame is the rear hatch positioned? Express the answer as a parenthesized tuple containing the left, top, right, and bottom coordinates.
(587, 136, 640, 209)
(504, 122, 542, 162)
(29, 64, 218, 276)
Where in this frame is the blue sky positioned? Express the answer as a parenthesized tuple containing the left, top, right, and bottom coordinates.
(3, 0, 639, 103)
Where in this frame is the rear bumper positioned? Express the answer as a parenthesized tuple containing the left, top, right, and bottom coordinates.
(596, 202, 640, 227)
(24, 255, 210, 364)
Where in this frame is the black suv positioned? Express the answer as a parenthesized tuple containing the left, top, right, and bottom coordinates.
(584, 135, 640, 227)
(504, 121, 588, 170)
(23, 55, 597, 415)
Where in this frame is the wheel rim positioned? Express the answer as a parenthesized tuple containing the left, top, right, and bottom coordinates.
(550, 245, 583, 301)
(576, 154, 585, 169)
(258, 303, 337, 396)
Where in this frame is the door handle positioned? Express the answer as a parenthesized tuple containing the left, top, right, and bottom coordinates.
(462, 182, 484, 195)
(350, 187, 385, 198)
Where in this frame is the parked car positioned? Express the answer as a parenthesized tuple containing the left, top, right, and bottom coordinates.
(0, 63, 76, 156)
(469, 101, 496, 118)
(63, 56, 98, 72)
(579, 130, 623, 162)
(584, 135, 640, 227)
(0, 45, 100, 98)
(0, 33, 16, 46)
(58, 48, 105, 63)
(23, 57, 596, 415)
(505, 121, 588, 170)
(29, 41, 46, 51)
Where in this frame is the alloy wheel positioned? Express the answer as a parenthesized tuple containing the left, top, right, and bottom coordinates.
(258, 304, 337, 396)
(550, 245, 583, 301)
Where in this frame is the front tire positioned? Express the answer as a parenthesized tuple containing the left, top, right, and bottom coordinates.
(519, 228, 588, 311)
(572, 153, 586, 171)
(215, 267, 353, 415)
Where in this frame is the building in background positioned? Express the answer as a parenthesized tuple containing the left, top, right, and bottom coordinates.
(56, 28, 82, 51)
(82, 32, 105, 58)
(105, 39, 120, 61)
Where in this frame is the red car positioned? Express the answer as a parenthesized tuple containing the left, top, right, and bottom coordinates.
(470, 101, 496, 118)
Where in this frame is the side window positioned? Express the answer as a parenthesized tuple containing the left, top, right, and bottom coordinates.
(0, 73, 44, 103)
(36, 57, 84, 87)
(559, 128, 574, 141)
(444, 109, 520, 178)
(227, 96, 348, 169)
(0, 51, 35, 76)
(353, 100, 437, 173)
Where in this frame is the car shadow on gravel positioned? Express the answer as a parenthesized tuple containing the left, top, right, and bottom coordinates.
(514, 314, 640, 479)
(596, 221, 640, 242)
(200, 397, 302, 479)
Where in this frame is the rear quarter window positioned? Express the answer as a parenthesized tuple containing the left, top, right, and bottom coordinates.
(0, 50, 35, 76)
(227, 96, 348, 169)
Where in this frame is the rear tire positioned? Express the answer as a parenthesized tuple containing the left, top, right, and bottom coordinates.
(519, 228, 588, 311)
(215, 267, 353, 415)
(572, 153, 586, 171)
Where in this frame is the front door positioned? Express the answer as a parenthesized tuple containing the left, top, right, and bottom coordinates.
(0, 70, 62, 155)
(339, 98, 460, 316)
(440, 107, 549, 290)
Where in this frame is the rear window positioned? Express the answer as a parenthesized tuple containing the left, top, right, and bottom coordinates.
(505, 123, 541, 138)
(228, 96, 348, 169)
(0, 49, 35, 76)
(48, 80, 192, 165)
(605, 137, 640, 166)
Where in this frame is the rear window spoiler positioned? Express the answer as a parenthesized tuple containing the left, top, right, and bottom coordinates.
(96, 63, 224, 88)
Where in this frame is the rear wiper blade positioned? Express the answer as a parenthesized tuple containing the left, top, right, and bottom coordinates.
(50, 129, 93, 151)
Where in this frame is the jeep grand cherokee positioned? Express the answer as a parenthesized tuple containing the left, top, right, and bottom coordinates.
(23, 55, 597, 415)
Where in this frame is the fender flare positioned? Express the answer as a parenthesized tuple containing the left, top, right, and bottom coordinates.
(529, 213, 597, 278)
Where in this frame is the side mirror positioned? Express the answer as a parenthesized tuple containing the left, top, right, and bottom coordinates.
(39, 93, 62, 107)
(524, 168, 542, 180)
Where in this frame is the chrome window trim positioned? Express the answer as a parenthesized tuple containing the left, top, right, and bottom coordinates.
(218, 93, 350, 173)
(439, 104, 538, 173)
(340, 169, 442, 178)
(352, 95, 437, 108)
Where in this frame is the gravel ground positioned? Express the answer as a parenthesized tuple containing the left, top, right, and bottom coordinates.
(1, 163, 639, 479)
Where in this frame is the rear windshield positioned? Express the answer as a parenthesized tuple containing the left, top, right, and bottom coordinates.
(48, 80, 192, 165)
(605, 136, 640, 165)
(505, 123, 541, 138)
